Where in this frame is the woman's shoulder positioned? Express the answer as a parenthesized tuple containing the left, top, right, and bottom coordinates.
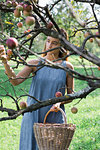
(63, 61, 74, 69)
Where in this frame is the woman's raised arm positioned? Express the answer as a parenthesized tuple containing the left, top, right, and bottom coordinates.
(0, 45, 36, 86)
(3, 61, 34, 86)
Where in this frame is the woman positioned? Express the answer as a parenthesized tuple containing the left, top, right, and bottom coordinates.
(0, 31, 74, 150)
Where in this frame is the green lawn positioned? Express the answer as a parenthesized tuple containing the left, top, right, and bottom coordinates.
(0, 61, 100, 150)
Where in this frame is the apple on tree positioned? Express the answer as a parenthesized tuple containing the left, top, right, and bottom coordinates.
(23, 10, 31, 16)
(6, 37, 18, 49)
(14, 9, 22, 18)
(16, 4, 23, 11)
(24, 30, 28, 34)
(17, 22, 23, 28)
(26, 34, 32, 39)
(25, 16, 35, 26)
(28, 29, 31, 32)
(20, 101, 27, 109)
(84, 32, 90, 38)
(96, 32, 100, 39)
(55, 91, 62, 97)
(47, 22, 53, 29)
(23, 4, 33, 12)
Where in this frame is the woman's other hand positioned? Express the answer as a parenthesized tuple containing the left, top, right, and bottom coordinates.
(50, 102, 61, 112)
(0, 45, 7, 63)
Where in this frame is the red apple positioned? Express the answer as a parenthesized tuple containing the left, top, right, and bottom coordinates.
(17, 22, 23, 28)
(27, 29, 31, 32)
(26, 5, 33, 12)
(25, 16, 35, 26)
(26, 34, 32, 39)
(23, 10, 31, 16)
(6, 37, 18, 49)
(96, 32, 100, 39)
(89, 38, 93, 43)
(84, 32, 90, 38)
(7, 49, 13, 56)
(24, 30, 28, 34)
(14, 9, 22, 18)
(20, 101, 27, 109)
(79, 55, 83, 59)
(71, 107, 78, 114)
(23, 4, 28, 10)
(55, 91, 62, 97)
(16, 4, 23, 11)
(47, 22, 53, 29)
(24, 29, 31, 34)
(96, 32, 99, 35)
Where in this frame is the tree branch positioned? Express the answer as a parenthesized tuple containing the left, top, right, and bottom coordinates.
(0, 85, 97, 121)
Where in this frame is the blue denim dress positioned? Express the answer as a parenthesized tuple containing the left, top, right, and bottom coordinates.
(19, 61, 67, 150)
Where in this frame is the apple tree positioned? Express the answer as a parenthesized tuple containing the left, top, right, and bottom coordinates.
(0, 0, 100, 121)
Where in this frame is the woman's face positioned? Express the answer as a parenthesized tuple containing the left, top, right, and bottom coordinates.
(45, 36, 61, 55)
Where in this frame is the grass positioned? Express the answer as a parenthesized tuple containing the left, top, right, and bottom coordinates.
(0, 59, 100, 150)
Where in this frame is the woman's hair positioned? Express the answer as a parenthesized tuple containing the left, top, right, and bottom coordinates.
(41, 28, 69, 61)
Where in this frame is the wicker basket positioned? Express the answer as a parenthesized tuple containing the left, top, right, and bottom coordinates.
(33, 107, 76, 150)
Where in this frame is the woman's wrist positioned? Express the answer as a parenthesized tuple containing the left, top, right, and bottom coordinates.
(2, 59, 8, 64)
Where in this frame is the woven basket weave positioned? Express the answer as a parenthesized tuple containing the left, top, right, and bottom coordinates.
(34, 107, 76, 150)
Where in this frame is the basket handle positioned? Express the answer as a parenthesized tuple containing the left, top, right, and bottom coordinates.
(43, 107, 67, 124)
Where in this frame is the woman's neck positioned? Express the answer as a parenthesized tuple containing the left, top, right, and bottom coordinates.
(44, 53, 62, 64)
(45, 53, 59, 61)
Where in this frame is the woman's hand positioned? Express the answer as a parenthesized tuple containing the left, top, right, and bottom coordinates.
(0, 45, 7, 63)
(50, 102, 61, 112)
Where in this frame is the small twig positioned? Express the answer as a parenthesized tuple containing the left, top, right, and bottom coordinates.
(20, 89, 41, 103)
